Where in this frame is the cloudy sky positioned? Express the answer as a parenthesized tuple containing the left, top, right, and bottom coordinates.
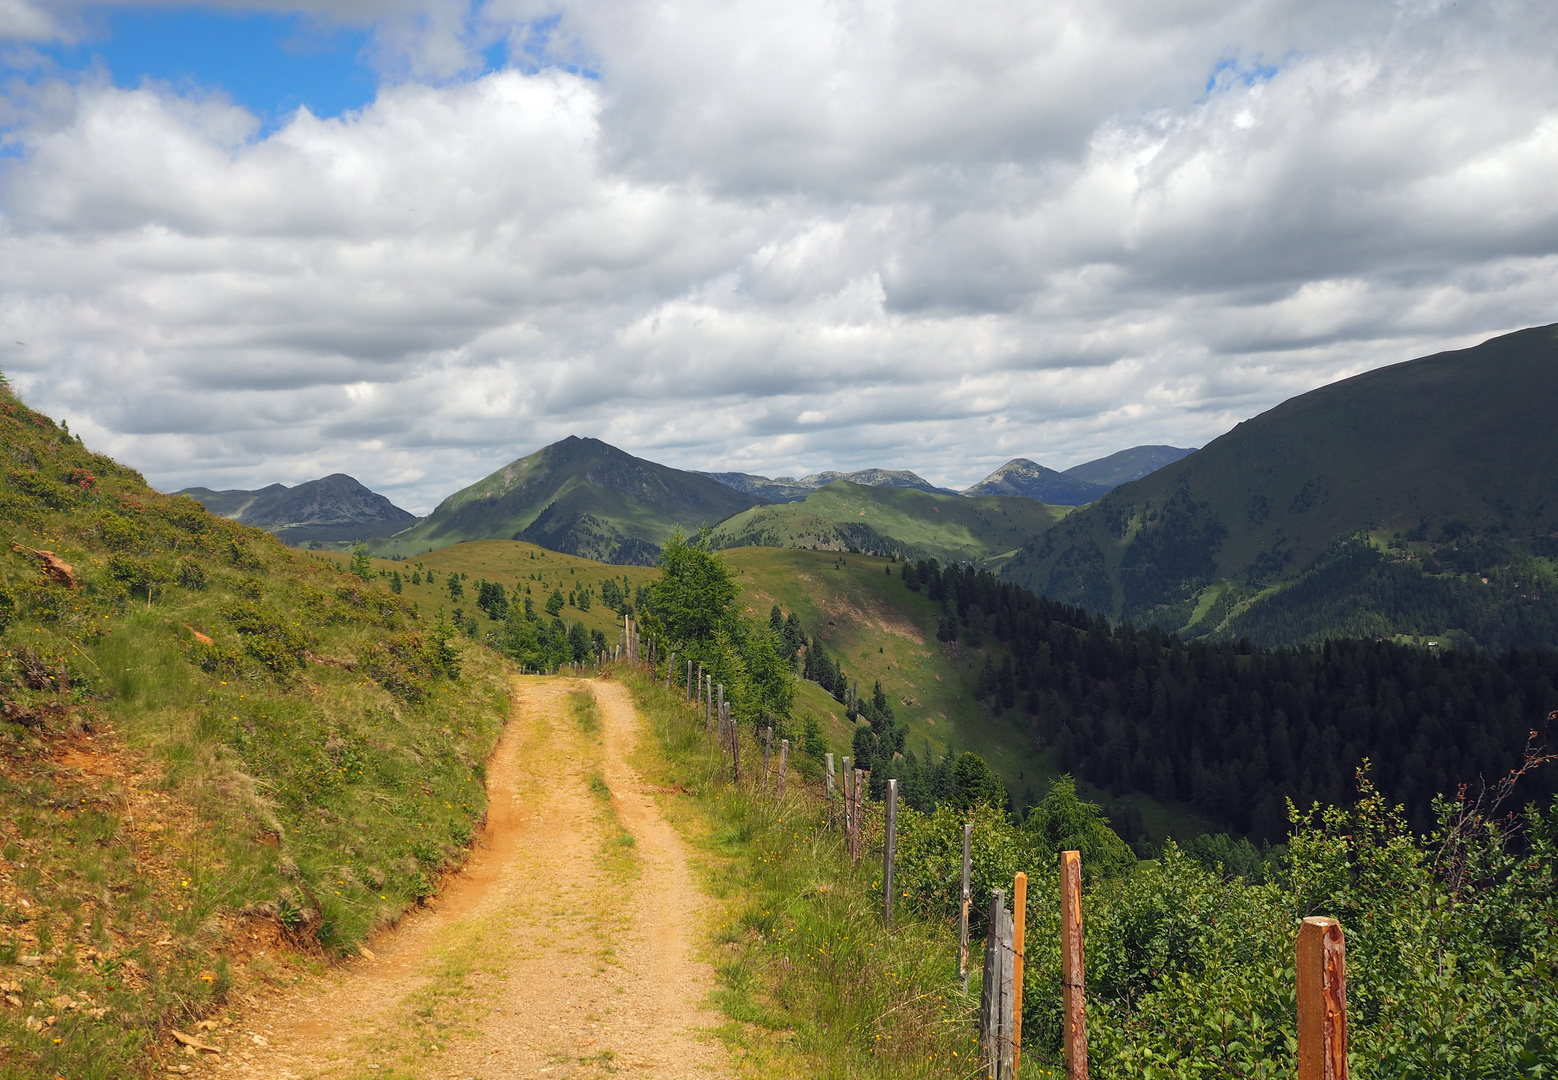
(2, 0, 1556, 512)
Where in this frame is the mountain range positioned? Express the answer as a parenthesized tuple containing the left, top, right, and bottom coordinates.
(175, 473, 417, 544)
(168, 324, 1558, 651)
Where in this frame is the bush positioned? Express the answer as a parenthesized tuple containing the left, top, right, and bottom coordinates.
(221, 600, 311, 675)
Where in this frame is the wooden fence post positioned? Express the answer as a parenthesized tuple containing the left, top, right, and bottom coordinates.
(960, 821, 972, 992)
(687, 660, 693, 699)
(841, 756, 853, 848)
(1012, 871, 1027, 1076)
(1298, 917, 1347, 1080)
(777, 739, 789, 798)
(852, 769, 864, 864)
(980, 888, 1014, 1079)
(883, 778, 898, 927)
(731, 705, 741, 782)
(1061, 850, 1088, 1080)
(765, 727, 773, 789)
(665, 651, 674, 689)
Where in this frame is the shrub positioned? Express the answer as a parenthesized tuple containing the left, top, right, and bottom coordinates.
(174, 557, 207, 590)
(6, 468, 72, 509)
(221, 600, 311, 675)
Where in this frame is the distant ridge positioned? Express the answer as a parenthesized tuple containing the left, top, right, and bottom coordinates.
(962, 460, 1111, 505)
(700, 467, 955, 502)
(175, 473, 417, 545)
(1063, 445, 1197, 487)
(371, 436, 762, 564)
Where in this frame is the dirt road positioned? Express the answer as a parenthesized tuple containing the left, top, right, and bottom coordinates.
(226, 677, 730, 1080)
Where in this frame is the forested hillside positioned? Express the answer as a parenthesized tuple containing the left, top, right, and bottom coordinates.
(898, 557, 1558, 839)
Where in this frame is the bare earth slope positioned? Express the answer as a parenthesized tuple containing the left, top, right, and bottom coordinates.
(237, 676, 729, 1080)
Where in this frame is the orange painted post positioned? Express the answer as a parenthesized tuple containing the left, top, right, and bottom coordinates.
(1297, 917, 1348, 1080)
(1061, 850, 1088, 1080)
(1012, 871, 1027, 1076)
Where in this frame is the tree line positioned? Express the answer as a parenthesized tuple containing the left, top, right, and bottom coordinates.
(900, 557, 1558, 840)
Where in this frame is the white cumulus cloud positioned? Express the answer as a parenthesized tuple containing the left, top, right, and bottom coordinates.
(2, 0, 1558, 511)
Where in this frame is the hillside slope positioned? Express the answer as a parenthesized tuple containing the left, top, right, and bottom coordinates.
(370, 437, 761, 564)
(0, 384, 510, 1076)
(177, 472, 419, 546)
(1007, 324, 1558, 648)
(706, 480, 1069, 564)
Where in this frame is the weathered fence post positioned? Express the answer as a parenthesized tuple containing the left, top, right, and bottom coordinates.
(687, 660, 694, 699)
(1061, 850, 1088, 1080)
(959, 821, 973, 992)
(1298, 917, 1347, 1080)
(841, 756, 853, 846)
(665, 651, 674, 689)
(980, 888, 1014, 1079)
(882, 778, 897, 927)
(731, 705, 741, 782)
(852, 769, 865, 864)
(1013, 871, 1027, 1076)
(777, 739, 789, 798)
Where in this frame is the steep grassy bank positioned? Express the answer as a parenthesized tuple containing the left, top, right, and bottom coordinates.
(618, 667, 981, 1079)
(0, 385, 511, 1077)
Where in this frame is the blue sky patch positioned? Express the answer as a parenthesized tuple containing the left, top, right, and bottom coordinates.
(23, 7, 381, 128)
(1203, 55, 1282, 96)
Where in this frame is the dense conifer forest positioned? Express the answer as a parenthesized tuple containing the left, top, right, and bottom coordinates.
(893, 557, 1558, 840)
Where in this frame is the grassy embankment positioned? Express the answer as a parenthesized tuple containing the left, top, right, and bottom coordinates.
(617, 665, 986, 1079)
(0, 388, 510, 1078)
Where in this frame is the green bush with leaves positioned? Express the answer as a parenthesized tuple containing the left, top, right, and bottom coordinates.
(1008, 772, 1558, 1077)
